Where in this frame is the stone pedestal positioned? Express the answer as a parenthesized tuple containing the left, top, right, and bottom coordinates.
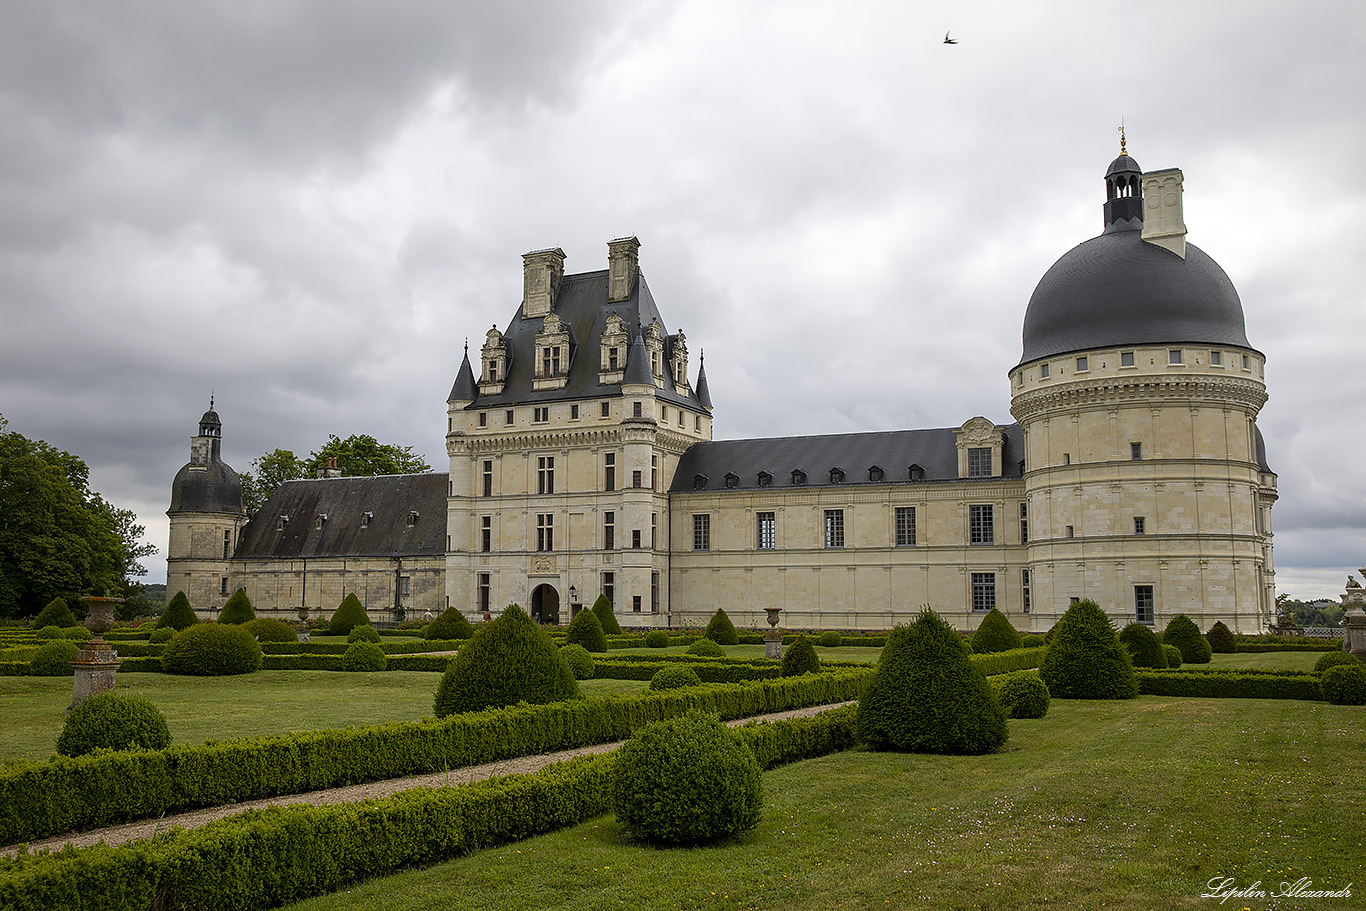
(70, 596, 122, 711)
(1342, 607, 1366, 660)
(763, 607, 783, 661)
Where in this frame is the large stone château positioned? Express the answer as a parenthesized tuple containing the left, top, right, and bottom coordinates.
(168, 149, 1278, 633)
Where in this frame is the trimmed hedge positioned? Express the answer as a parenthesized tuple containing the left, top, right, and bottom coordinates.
(161, 623, 262, 676)
(347, 625, 382, 644)
(1119, 622, 1167, 669)
(559, 643, 595, 680)
(1321, 663, 1366, 705)
(157, 592, 198, 631)
(591, 594, 623, 636)
(780, 635, 820, 677)
(649, 666, 704, 690)
(1205, 621, 1236, 654)
(243, 618, 298, 643)
(217, 589, 256, 625)
(990, 670, 1050, 719)
(1136, 670, 1323, 701)
(433, 604, 578, 717)
(31, 640, 80, 676)
(1163, 614, 1213, 665)
(1040, 599, 1137, 700)
(57, 692, 171, 757)
(817, 631, 842, 648)
(703, 609, 740, 646)
(686, 638, 726, 658)
(1162, 644, 1183, 669)
(564, 608, 608, 653)
(970, 608, 1022, 654)
(1313, 651, 1362, 673)
(644, 631, 669, 648)
(33, 597, 76, 629)
(328, 594, 370, 637)
(341, 641, 387, 671)
(424, 608, 474, 641)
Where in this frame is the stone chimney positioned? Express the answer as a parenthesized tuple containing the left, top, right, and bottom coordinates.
(1141, 168, 1187, 259)
(522, 247, 566, 318)
(607, 236, 640, 303)
(316, 457, 342, 479)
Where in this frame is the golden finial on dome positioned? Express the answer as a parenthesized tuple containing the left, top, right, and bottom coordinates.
(1118, 120, 1127, 157)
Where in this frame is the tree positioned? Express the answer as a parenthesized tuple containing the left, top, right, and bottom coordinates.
(238, 436, 433, 514)
(564, 607, 608, 653)
(218, 588, 256, 625)
(970, 608, 1022, 654)
(1041, 600, 1139, 699)
(591, 594, 622, 635)
(329, 593, 371, 636)
(703, 608, 740, 646)
(433, 604, 578, 717)
(239, 449, 308, 515)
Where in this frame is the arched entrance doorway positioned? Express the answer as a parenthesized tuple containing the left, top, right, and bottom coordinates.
(531, 584, 561, 625)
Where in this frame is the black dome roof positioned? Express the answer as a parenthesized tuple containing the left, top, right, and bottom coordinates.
(169, 461, 245, 515)
(1019, 229, 1252, 364)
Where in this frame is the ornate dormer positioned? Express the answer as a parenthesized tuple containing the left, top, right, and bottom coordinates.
(599, 312, 628, 385)
(669, 330, 690, 396)
(533, 311, 571, 391)
(480, 325, 508, 396)
(954, 416, 1004, 479)
(643, 319, 665, 389)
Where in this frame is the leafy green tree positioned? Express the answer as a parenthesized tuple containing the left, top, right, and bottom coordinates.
(217, 588, 256, 625)
(157, 591, 199, 630)
(239, 436, 432, 514)
(970, 608, 1022, 654)
(564, 607, 608, 653)
(591, 593, 622, 635)
(239, 449, 308, 514)
(328, 593, 370, 637)
(1041, 600, 1139, 699)
(703, 608, 740, 646)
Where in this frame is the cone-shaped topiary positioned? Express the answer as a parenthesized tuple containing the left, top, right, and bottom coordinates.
(57, 692, 171, 757)
(329, 593, 370, 637)
(425, 607, 474, 641)
(1119, 622, 1168, 669)
(591, 594, 622, 635)
(433, 604, 578, 717)
(564, 607, 608, 653)
(1204, 620, 1237, 654)
(341, 641, 387, 671)
(856, 609, 1007, 754)
(559, 643, 595, 679)
(33, 597, 76, 629)
(780, 635, 821, 677)
(992, 670, 1051, 719)
(1321, 662, 1366, 705)
(1162, 614, 1213, 665)
(1040, 599, 1138, 699)
(650, 666, 702, 690)
(970, 608, 1022, 654)
(243, 618, 298, 643)
(162, 623, 262, 675)
(157, 591, 199, 630)
(1162, 644, 1182, 669)
(31, 639, 80, 676)
(613, 711, 762, 846)
(347, 625, 381, 644)
(217, 588, 255, 625)
(703, 608, 740, 646)
(687, 638, 726, 658)
(1314, 650, 1363, 673)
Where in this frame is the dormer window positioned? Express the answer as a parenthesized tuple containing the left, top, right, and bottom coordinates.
(315, 514, 327, 530)
(532, 312, 570, 390)
(277, 515, 289, 531)
(724, 472, 739, 489)
(608, 348, 619, 369)
(757, 471, 772, 487)
(407, 511, 419, 526)
(480, 325, 509, 394)
(791, 469, 807, 486)
(908, 464, 924, 481)
(829, 467, 845, 484)
(361, 512, 372, 528)
(868, 466, 884, 482)
(693, 474, 708, 490)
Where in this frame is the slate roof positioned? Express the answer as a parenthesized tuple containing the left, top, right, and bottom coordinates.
(669, 425, 1025, 493)
(169, 461, 245, 515)
(234, 474, 448, 559)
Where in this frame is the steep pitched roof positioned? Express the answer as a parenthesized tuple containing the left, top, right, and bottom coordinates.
(447, 347, 477, 403)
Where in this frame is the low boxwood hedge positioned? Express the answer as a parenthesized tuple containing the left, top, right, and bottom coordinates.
(1135, 670, 1322, 701)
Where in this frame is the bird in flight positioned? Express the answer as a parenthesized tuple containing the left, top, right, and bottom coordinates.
(944, 31, 959, 44)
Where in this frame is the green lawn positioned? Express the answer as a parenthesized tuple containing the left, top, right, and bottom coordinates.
(283, 696, 1366, 911)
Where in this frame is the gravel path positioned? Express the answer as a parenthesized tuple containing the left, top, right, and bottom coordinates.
(5, 701, 853, 857)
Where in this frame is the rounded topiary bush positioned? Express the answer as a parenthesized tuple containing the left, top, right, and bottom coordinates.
(33, 597, 76, 629)
(703, 609, 740, 646)
(63, 626, 93, 642)
(644, 630, 670, 649)
(1163, 614, 1213, 665)
(613, 711, 762, 846)
(649, 666, 703, 690)
(1321, 662, 1366, 705)
(591, 594, 622, 636)
(559, 643, 595, 680)
(341, 641, 387, 671)
(425, 607, 475, 641)
(217, 588, 256, 625)
(994, 671, 1050, 719)
(857, 609, 1007, 755)
(564, 607, 608, 653)
(1314, 650, 1362, 673)
(150, 627, 175, 644)
(347, 624, 382, 644)
(970, 608, 1022, 654)
(31, 639, 80, 676)
(162, 622, 263, 676)
(1040, 599, 1138, 700)
(433, 604, 578, 717)
(244, 618, 298, 643)
(1119, 622, 1168, 669)
(1162, 644, 1183, 669)
(1022, 634, 1046, 648)
(56, 692, 171, 757)
(817, 631, 842, 648)
(328, 593, 370, 637)
(36, 626, 63, 640)
(1204, 620, 1237, 654)
(687, 638, 726, 658)
(780, 635, 821, 677)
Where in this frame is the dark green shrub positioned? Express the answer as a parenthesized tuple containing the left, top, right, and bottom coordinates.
(649, 666, 703, 690)
(993, 671, 1050, 719)
(1205, 620, 1237, 654)
(62, 626, 93, 642)
(36, 626, 63, 640)
(613, 711, 762, 846)
(341, 641, 387, 672)
(564, 607, 608, 653)
(971, 608, 1022, 654)
(56, 692, 171, 757)
(591, 594, 622, 635)
(857, 609, 1007, 754)
(644, 630, 670, 648)
(1321, 663, 1366, 705)
(1137, 669, 1321, 701)
(217, 588, 256, 625)
(781, 635, 821, 677)
(1119, 622, 1167, 669)
(347, 625, 381, 644)
(162, 623, 263, 675)
(328, 593, 370, 637)
(425, 607, 474, 641)
(687, 638, 726, 658)
(158, 591, 199, 630)
(1163, 614, 1213, 665)
(33, 597, 76, 629)
(1021, 634, 1046, 648)
(1314, 650, 1362, 673)
(1040, 599, 1138, 699)
(1162, 644, 1183, 669)
(150, 627, 175, 644)
(817, 631, 842, 648)
(559, 643, 595, 679)
(433, 604, 578, 717)
(31, 639, 79, 676)
(703, 609, 740, 646)
(244, 618, 298, 643)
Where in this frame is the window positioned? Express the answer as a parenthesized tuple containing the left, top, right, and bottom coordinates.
(693, 514, 711, 551)
(1134, 516, 1146, 535)
(605, 453, 616, 491)
(400, 576, 411, 597)
(1020, 502, 1029, 543)
(695, 416, 701, 431)
(661, 406, 668, 423)
(791, 469, 807, 486)
(651, 572, 660, 613)
(537, 456, 555, 494)
(478, 412, 487, 427)
(651, 455, 658, 489)
(651, 513, 657, 549)
(505, 409, 514, 425)
(632, 401, 642, 418)
(315, 514, 327, 530)
(971, 573, 996, 612)
(693, 474, 708, 490)
(632, 469, 642, 488)
(830, 467, 845, 484)
(478, 573, 491, 615)
(601, 401, 611, 418)
(969, 505, 994, 545)
(725, 472, 739, 488)
(1131, 442, 1143, 460)
(895, 507, 916, 546)
(220, 577, 228, 596)
(536, 514, 554, 551)
(1065, 525, 1074, 538)
(408, 511, 419, 526)
(223, 530, 232, 559)
(362, 512, 372, 528)
(1169, 349, 1184, 365)
(1076, 356, 1088, 372)
(1210, 350, 1222, 367)
(1242, 354, 1251, 370)
(632, 529, 641, 549)
(488, 362, 498, 382)
(1040, 363, 1050, 378)
(1063, 453, 1071, 466)
(757, 471, 772, 487)
(1121, 351, 1135, 367)
(824, 510, 845, 548)
(481, 515, 491, 552)
(869, 466, 884, 482)
(533, 406, 549, 423)
(757, 512, 775, 549)
(277, 516, 288, 531)
(482, 460, 493, 497)
(604, 511, 615, 550)
(602, 572, 614, 607)
(608, 348, 619, 369)
(1135, 585, 1154, 624)
(542, 346, 562, 376)
(570, 404, 579, 420)
(1022, 570, 1031, 614)
(908, 465, 924, 481)
(967, 447, 992, 478)
(633, 595, 642, 613)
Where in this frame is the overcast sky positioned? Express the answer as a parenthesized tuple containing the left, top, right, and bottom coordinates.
(1, 1, 1362, 600)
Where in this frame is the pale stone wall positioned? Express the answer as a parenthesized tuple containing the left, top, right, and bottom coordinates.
(229, 555, 444, 624)
(165, 511, 244, 617)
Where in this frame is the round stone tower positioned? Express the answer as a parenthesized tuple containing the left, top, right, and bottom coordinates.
(1009, 146, 1276, 634)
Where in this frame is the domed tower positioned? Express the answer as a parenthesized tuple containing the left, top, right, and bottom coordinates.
(166, 400, 246, 616)
(1009, 142, 1276, 634)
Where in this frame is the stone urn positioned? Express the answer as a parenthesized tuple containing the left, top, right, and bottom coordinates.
(763, 607, 783, 661)
(295, 607, 312, 643)
(71, 596, 123, 710)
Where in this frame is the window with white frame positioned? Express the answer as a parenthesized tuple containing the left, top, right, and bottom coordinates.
(969, 504, 994, 544)
(1135, 585, 1154, 624)
(968, 447, 992, 478)
(971, 573, 996, 612)
(895, 507, 916, 546)
(824, 510, 845, 548)
(535, 514, 554, 552)
(693, 514, 710, 551)
(757, 512, 775, 550)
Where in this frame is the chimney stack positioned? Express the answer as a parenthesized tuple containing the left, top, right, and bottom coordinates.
(522, 247, 566, 318)
(607, 236, 640, 302)
(1141, 168, 1187, 259)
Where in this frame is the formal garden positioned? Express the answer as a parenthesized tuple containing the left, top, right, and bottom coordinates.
(0, 590, 1363, 910)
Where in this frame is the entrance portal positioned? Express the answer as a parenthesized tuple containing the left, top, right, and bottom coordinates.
(531, 584, 561, 625)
